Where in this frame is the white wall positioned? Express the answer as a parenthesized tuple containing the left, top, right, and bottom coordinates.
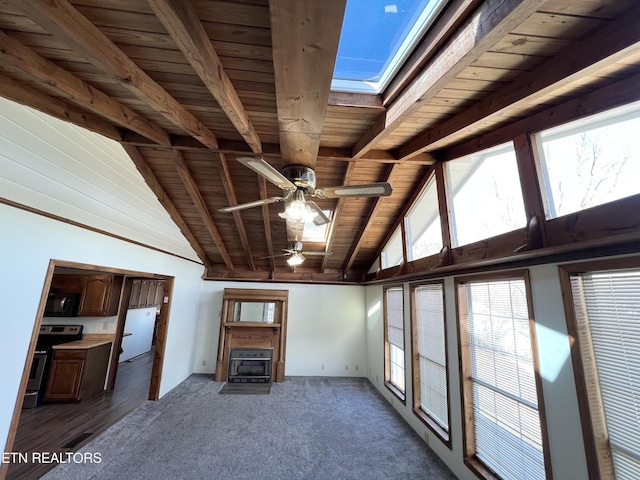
(0, 204, 205, 452)
(365, 262, 594, 480)
(194, 281, 367, 377)
(120, 307, 156, 362)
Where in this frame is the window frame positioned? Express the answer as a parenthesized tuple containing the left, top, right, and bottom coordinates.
(558, 255, 640, 480)
(383, 284, 406, 403)
(410, 279, 451, 447)
(404, 171, 443, 262)
(455, 270, 552, 480)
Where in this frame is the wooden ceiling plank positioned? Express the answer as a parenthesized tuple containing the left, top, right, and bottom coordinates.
(170, 149, 234, 269)
(216, 151, 256, 270)
(0, 30, 170, 147)
(0, 74, 122, 141)
(269, 0, 347, 167)
(148, 0, 262, 154)
(258, 177, 276, 272)
(352, 0, 548, 159)
(12, 0, 220, 150)
(397, 4, 640, 159)
(122, 145, 213, 268)
(328, 92, 384, 110)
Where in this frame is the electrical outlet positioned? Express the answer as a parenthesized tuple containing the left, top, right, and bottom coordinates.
(369, 368, 372, 376)
(376, 374, 379, 383)
(355, 365, 359, 371)
(201, 360, 206, 366)
(321, 364, 325, 370)
(345, 365, 349, 370)
(102, 322, 109, 331)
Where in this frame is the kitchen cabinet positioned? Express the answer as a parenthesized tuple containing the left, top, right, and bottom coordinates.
(50, 273, 123, 317)
(44, 342, 112, 401)
(129, 279, 164, 309)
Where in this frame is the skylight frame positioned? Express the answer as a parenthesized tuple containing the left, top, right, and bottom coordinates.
(332, 0, 449, 94)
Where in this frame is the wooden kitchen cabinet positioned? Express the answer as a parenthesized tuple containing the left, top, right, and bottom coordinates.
(44, 342, 112, 401)
(128, 279, 164, 309)
(49, 273, 123, 316)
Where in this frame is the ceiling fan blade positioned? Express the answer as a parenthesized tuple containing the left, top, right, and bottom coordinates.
(313, 182, 393, 199)
(237, 157, 296, 191)
(218, 196, 284, 213)
(260, 253, 290, 259)
(301, 251, 333, 256)
(307, 201, 330, 226)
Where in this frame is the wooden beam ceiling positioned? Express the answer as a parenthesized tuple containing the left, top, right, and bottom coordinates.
(269, 0, 347, 167)
(12, 0, 220, 150)
(148, 0, 263, 153)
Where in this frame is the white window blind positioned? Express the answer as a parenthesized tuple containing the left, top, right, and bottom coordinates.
(571, 270, 640, 480)
(415, 283, 448, 431)
(386, 287, 405, 392)
(464, 279, 545, 480)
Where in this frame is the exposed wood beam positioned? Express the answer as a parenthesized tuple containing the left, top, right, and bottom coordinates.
(0, 30, 170, 147)
(204, 266, 364, 284)
(269, 0, 347, 167)
(398, 5, 640, 159)
(258, 177, 276, 272)
(320, 161, 356, 273)
(328, 92, 384, 110)
(352, 0, 546, 158)
(148, 0, 262, 153)
(122, 145, 212, 268)
(215, 151, 256, 270)
(0, 74, 122, 141)
(344, 164, 400, 273)
(170, 149, 234, 269)
(13, 0, 219, 150)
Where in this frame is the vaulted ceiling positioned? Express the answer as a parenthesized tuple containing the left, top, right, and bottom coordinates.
(0, 0, 638, 282)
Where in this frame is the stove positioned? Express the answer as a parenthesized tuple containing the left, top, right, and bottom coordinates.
(23, 324, 83, 408)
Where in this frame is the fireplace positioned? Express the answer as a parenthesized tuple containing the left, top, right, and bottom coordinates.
(228, 348, 273, 383)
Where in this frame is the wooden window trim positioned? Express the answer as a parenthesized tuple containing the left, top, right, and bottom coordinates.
(455, 270, 553, 480)
(383, 284, 407, 403)
(409, 279, 451, 448)
(558, 255, 640, 480)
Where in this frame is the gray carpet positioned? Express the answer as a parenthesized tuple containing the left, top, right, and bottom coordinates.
(42, 376, 456, 480)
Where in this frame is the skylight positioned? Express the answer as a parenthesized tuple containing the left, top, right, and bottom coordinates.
(332, 0, 448, 94)
(302, 211, 332, 243)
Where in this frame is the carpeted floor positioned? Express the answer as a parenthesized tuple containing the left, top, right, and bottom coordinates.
(42, 376, 457, 480)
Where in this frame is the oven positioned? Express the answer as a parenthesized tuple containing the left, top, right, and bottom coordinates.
(23, 325, 83, 408)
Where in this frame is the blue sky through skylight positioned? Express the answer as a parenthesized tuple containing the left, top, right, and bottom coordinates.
(332, 0, 448, 93)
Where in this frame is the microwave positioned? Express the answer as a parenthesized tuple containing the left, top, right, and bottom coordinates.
(44, 292, 80, 317)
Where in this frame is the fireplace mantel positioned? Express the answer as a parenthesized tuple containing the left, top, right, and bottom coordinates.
(215, 288, 289, 382)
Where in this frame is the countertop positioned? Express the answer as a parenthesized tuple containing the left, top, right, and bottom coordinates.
(52, 334, 115, 350)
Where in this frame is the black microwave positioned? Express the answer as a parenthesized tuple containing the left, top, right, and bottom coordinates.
(44, 292, 80, 317)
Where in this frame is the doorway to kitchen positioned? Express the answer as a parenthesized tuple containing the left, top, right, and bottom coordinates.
(4, 259, 174, 480)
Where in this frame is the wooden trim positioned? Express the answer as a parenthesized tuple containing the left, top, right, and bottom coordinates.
(0, 197, 205, 267)
(223, 288, 289, 302)
(409, 279, 452, 448)
(435, 162, 453, 259)
(106, 277, 131, 391)
(148, 0, 262, 153)
(14, 0, 219, 150)
(149, 277, 174, 400)
(258, 177, 276, 272)
(328, 92, 384, 110)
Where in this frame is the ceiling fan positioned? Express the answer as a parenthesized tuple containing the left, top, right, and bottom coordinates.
(218, 157, 393, 225)
(263, 241, 333, 267)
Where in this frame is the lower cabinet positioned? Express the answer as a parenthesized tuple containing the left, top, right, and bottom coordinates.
(44, 343, 111, 401)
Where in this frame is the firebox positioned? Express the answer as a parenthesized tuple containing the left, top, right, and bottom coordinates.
(228, 348, 273, 383)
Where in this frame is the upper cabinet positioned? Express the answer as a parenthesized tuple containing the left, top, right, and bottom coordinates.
(50, 273, 124, 317)
(128, 279, 164, 310)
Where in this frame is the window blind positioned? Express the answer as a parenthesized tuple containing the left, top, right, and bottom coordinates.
(386, 287, 404, 349)
(571, 270, 640, 480)
(465, 279, 545, 480)
(415, 283, 448, 431)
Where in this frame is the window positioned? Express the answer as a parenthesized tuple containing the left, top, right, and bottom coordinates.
(446, 142, 527, 247)
(384, 286, 405, 399)
(411, 281, 449, 444)
(534, 101, 640, 219)
(561, 259, 640, 480)
(457, 273, 549, 480)
(381, 227, 404, 269)
(302, 210, 332, 242)
(405, 174, 443, 261)
(333, 0, 449, 93)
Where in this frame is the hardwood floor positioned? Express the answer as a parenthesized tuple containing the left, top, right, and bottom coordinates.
(7, 352, 153, 480)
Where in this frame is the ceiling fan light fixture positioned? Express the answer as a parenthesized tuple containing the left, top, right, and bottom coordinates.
(278, 190, 317, 223)
(287, 252, 305, 266)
